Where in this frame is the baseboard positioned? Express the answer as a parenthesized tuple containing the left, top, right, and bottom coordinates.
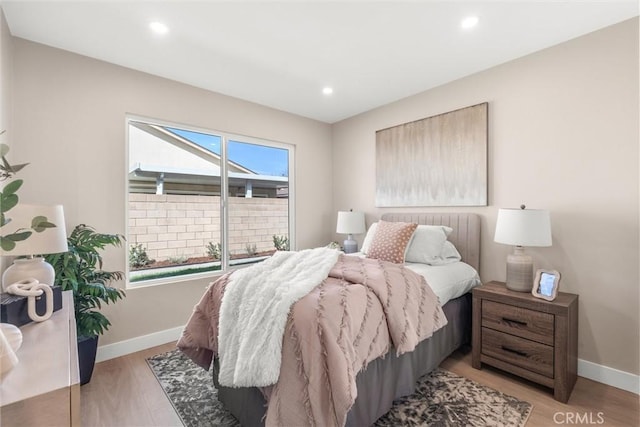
(95, 326, 184, 363)
(578, 358, 639, 395)
(95, 328, 639, 395)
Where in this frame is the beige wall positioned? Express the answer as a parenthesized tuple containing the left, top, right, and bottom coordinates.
(0, 9, 10, 135)
(10, 38, 333, 346)
(333, 18, 639, 375)
(0, 10, 12, 275)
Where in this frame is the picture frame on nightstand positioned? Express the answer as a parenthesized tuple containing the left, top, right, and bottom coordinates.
(532, 269, 561, 301)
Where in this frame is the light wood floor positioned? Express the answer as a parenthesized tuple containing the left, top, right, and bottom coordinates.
(82, 342, 639, 426)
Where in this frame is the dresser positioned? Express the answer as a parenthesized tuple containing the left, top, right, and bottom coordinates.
(472, 281, 578, 402)
(0, 291, 80, 426)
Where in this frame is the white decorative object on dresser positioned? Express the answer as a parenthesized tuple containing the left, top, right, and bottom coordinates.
(1, 204, 68, 292)
(0, 291, 80, 426)
(0, 323, 22, 374)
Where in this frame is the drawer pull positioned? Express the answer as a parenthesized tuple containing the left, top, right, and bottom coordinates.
(501, 345, 528, 357)
(502, 317, 527, 326)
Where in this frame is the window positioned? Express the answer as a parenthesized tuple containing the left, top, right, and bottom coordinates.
(126, 117, 294, 286)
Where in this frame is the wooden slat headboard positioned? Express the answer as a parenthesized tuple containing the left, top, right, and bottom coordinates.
(380, 212, 481, 273)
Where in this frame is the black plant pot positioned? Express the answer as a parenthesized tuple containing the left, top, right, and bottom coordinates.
(77, 335, 99, 385)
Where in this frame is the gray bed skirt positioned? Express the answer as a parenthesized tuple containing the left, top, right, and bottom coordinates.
(213, 292, 472, 426)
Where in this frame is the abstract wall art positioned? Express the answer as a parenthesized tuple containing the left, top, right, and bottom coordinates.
(375, 102, 488, 207)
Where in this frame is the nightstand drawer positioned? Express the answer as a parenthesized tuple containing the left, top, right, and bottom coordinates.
(481, 300, 554, 345)
(482, 327, 554, 378)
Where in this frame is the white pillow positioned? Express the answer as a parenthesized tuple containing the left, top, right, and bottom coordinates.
(360, 222, 378, 255)
(404, 225, 453, 264)
(428, 240, 462, 266)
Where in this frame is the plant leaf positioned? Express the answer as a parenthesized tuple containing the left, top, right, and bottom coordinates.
(7, 231, 32, 242)
(32, 216, 57, 232)
(1, 159, 11, 172)
(0, 143, 8, 157)
(0, 237, 16, 251)
(2, 179, 22, 196)
(0, 193, 18, 212)
(8, 163, 28, 173)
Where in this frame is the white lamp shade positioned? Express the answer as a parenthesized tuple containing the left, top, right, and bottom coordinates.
(494, 208, 552, 247)
(336, 211, 366, 235)
(2, 204, 68, 256)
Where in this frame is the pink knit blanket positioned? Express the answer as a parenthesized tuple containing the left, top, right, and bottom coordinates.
(178, 253, 447, 427)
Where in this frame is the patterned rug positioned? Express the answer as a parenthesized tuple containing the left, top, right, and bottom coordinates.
(147, 349, 532, 427)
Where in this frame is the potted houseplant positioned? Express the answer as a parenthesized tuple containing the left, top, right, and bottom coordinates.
(44, 225, 125, 385)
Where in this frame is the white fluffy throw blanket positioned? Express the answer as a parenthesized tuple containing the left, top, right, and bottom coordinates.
(217, 247, 341, 387)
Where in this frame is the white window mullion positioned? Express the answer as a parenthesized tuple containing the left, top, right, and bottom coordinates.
(220, 136, 229, 271)
(287, 147, 296, 250)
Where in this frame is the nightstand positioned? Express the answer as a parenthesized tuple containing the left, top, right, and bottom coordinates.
(472, 281, 578, 402)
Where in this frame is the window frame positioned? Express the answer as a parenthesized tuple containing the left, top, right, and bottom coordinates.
(125, 115, 295, 288)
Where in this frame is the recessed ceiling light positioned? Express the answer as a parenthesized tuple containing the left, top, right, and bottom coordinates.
(149, 21, 169, 35)
(322, 87, 334, 95)
(461, 16, 479, 29)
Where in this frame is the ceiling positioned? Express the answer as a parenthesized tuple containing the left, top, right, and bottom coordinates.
(2, 1, 638, 123)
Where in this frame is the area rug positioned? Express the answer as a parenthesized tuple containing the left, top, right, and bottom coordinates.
(147, 349, 532, 427)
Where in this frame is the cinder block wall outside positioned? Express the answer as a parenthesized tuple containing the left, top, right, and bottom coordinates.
(128, 194, 288, 262)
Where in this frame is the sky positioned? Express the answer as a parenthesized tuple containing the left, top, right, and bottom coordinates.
(168, 127, 288, 177)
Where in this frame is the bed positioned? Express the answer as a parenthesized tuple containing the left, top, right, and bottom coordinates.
(179, 212, 481, 426)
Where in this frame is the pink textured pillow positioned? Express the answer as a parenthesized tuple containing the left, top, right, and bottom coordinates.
(366, 220, 418, 264)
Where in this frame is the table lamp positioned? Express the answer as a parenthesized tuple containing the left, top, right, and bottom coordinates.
(494, 205, 552, 292)
(1, 204, 68, 292)
(336, 210, 365, 254)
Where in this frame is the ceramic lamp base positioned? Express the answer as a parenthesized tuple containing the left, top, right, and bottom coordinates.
(343, 235, 358, 254)
(505, 247, 533, 292)
(2, 257, 56, 292)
